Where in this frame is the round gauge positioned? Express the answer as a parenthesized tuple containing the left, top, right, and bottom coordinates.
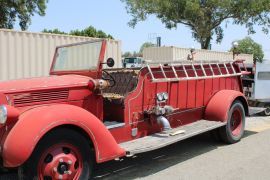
(157, 93, 163, 101)
(162, 92, 169, 100)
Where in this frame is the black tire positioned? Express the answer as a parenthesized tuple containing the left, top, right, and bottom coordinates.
(18, 128, 94, 180)
(259, 104, 270, 116)
(219, 100, 245, 144)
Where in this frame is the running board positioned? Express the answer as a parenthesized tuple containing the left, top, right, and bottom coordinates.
(120, 120, 226, 155)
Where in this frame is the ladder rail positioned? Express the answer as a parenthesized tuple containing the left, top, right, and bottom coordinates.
(151, 73, 242, 83)
(145, 60, 234, 65)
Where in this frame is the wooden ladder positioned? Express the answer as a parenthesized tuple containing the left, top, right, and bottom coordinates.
(146, 61, 241, 83)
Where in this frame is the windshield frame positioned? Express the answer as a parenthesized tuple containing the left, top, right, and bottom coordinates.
(50, 39, 106, 78)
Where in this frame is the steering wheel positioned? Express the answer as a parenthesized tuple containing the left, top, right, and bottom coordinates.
(102, 70, 116, 87)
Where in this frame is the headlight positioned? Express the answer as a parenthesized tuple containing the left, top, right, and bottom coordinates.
(0, 105, 7, 124)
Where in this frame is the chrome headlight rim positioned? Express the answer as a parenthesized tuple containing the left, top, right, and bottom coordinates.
(0, 105, 7, 124)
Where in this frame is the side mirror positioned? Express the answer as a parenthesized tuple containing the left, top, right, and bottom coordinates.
(106, 58, 115, 67)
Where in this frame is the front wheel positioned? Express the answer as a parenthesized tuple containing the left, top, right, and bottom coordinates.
(18, 128, 94, 180)
(219, 100, 245, 144)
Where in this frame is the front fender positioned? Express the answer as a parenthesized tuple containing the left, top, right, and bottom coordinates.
(204, 90, 248, 122)
(2, 104, 125, 168)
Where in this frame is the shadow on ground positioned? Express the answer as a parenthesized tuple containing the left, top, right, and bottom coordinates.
(0, 130, 258, 180)
(93, 130, 257, 180)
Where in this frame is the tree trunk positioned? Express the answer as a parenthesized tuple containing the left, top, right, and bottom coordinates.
(200, 36, 211, 49)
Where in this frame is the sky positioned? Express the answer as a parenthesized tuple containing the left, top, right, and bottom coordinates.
(15, 0, 270, 59)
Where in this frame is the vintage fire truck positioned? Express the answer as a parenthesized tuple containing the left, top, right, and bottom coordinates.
(0, 40, 248, 179)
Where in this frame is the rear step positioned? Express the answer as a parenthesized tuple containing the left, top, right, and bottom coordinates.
(120, 120, 226, 155)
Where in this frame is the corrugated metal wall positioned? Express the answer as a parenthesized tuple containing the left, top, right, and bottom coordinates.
(0, 29, 122, 81)
(143, 46, 254, 64)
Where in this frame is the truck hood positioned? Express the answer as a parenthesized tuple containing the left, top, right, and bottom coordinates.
(0, 75, 90, 94)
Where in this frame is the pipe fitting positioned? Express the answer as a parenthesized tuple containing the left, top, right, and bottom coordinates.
(88, 79, 110, 90)
(157, 116, 171, 131)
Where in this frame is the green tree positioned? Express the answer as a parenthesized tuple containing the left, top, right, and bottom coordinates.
(231, 37, 264, 63)
(0, 0, 48, 30)
(43, 28, 67, 35)
(121, 0, 270, 49)
(123, 52, 133, 58)
(139, 42, 155, 54)
(43, 26, 114, 39)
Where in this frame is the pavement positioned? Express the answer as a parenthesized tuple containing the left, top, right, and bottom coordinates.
(1, 116, 270, 180)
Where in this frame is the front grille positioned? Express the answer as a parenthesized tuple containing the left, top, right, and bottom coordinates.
(13, 90, 69, 106)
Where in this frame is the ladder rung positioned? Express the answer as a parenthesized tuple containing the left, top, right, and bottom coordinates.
(171, 64, 179, 78)
(209, 64, 214, 76)
(147, 65, 155, 80)
(230, 62, 236, 74)
(159, 64, 167, 79)
(182, 64, 189, 78)
(224, 63, 229, 74)
(192, 64, 198, 77)
(200, 64, 207, 77)
(216, 63, 222, 75)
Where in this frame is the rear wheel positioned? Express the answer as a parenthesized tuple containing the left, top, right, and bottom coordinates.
(18, 128, 94, 180)
(219, 100, 245, 144)
(264, 106, 270, 116)
(259, 103, 270, 116)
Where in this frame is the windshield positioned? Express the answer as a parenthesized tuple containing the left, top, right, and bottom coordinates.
(52, 41, 103, 72)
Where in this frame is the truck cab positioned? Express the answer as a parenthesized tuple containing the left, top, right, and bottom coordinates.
(0, 40, 248, 179)
(242, 61, 270, 115)
(123, 57, 144, 68)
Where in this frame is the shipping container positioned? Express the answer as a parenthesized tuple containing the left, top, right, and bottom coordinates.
(0, 29, 122, 81)
(143, 46, 253, 64)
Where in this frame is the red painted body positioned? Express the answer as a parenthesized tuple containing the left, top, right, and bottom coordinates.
(3, 104, 125, 167)
(0, 40, 247, 170)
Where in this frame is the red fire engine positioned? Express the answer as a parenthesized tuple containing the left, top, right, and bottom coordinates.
(0, 40, 248, 179)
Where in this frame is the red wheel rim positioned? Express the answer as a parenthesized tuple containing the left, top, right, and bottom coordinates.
(230, 108, 243, 136)
(38, 143, 83, 180)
